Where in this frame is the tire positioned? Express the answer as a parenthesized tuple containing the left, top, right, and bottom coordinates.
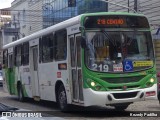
(114, 104, 129, 111)
(18, 84, 25, 102)
(57, 84, 69, 112)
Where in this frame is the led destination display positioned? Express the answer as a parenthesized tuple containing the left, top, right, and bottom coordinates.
(84, 15, 149, 29)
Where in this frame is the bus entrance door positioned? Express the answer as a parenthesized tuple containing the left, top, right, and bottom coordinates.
(30, 46, 40, 101)
(69, 34, 84, 103)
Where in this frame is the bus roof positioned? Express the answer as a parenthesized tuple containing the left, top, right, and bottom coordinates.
(81, 12, 145, 17)
(3, 12, 146, 49)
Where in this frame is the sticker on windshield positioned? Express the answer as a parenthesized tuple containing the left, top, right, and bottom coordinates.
(123, 60, 133, 72)
(133, 61, 153, 67)
(113, 63, 123, 72)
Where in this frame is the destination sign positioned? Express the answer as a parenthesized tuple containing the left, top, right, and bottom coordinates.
(97, 18, 125, 25)
(84, 15, 149, 29)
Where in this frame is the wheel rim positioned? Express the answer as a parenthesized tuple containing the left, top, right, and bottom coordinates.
(59, 90, 66, 109)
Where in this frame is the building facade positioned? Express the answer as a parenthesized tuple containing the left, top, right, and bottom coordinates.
(42, 0, 108, 28)
(28, 0, 43, 35)
(0, 8, 12, 62)
(11, 0, 43, 39)
(11, 0, 29, 40)
(9, 0, 159, 37)
(0, 8, 11, 27)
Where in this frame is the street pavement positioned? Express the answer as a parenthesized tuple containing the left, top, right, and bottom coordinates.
(0, 86, 160, 119)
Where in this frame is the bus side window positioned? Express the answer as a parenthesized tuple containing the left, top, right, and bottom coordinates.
(39, 38, 42, 63)
(55, 29, 67, 61)
(15, 45, 22, 67)
(22, 42, 29, 66)
(14, 47, 17, 66)
(41, 33, 54, 63)
(8, 54, 13, 69)
(3, 50, 8, 68)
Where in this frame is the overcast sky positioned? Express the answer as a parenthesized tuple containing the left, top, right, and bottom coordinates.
(0, 0, 14, 9)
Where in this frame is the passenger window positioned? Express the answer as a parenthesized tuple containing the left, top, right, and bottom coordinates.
(55, 30, 67, 61)
(3, 50, 8, 67)
(39, 38, 42, 63)
(41, 33, 54, 63)
(15, 45, 22, 66)
(8, 54, 13, 68)
(22, 42, 29, 65)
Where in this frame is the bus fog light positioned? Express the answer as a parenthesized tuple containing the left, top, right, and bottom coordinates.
(91, 82, 96, 87)
(150, 78, 154, 83)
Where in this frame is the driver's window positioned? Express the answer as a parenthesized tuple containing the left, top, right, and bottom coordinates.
(91, 33, 109, 62)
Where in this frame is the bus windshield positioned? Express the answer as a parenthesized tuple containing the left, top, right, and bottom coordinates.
(85, 31, 154, 73)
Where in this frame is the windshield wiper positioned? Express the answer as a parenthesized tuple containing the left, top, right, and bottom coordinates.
(102, 31, 117, 47)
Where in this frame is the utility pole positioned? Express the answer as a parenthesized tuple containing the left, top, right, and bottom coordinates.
(128, 0, 130, 13)
(134, 0, 138, 12)
(106, 0, 108, 12)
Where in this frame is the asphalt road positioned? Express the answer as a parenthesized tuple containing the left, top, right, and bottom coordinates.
(0, 86, 160, 119)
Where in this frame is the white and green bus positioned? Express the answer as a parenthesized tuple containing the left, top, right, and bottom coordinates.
(3, 12, 157, 111)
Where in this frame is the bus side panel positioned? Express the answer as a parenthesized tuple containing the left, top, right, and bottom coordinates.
(3, 69, 8, 93)
(21, 65, 32, 98)
(4, 67, 16, 95)
(38, 61, 70, 102)
(38, 62, 56, 101)
(15, 66, 23, 95)
(3, 68, 10, 93)
(10, 68, 16, 95)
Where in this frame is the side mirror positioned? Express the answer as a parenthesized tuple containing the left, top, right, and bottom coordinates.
(81, 36, 86, 48)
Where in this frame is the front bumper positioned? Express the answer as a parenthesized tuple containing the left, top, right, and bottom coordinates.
(83, 84, 157, 106)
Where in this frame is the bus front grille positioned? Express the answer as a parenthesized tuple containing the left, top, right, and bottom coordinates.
(112, 92, 138, 99)
(101, 76, 145, 84)
(108, 85, 140, 90)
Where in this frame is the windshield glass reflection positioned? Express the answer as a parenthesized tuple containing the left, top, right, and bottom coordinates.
(85, 31, 154, 73)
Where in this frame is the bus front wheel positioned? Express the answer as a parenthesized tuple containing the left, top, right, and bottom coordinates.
(57, 84, 69, 112)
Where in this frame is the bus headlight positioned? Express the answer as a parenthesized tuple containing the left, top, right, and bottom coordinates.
(150, 78, 154, 83)
(146, 78, 155, 88)
(86, 78, 105, 91)
(91, 82, 96, 87)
